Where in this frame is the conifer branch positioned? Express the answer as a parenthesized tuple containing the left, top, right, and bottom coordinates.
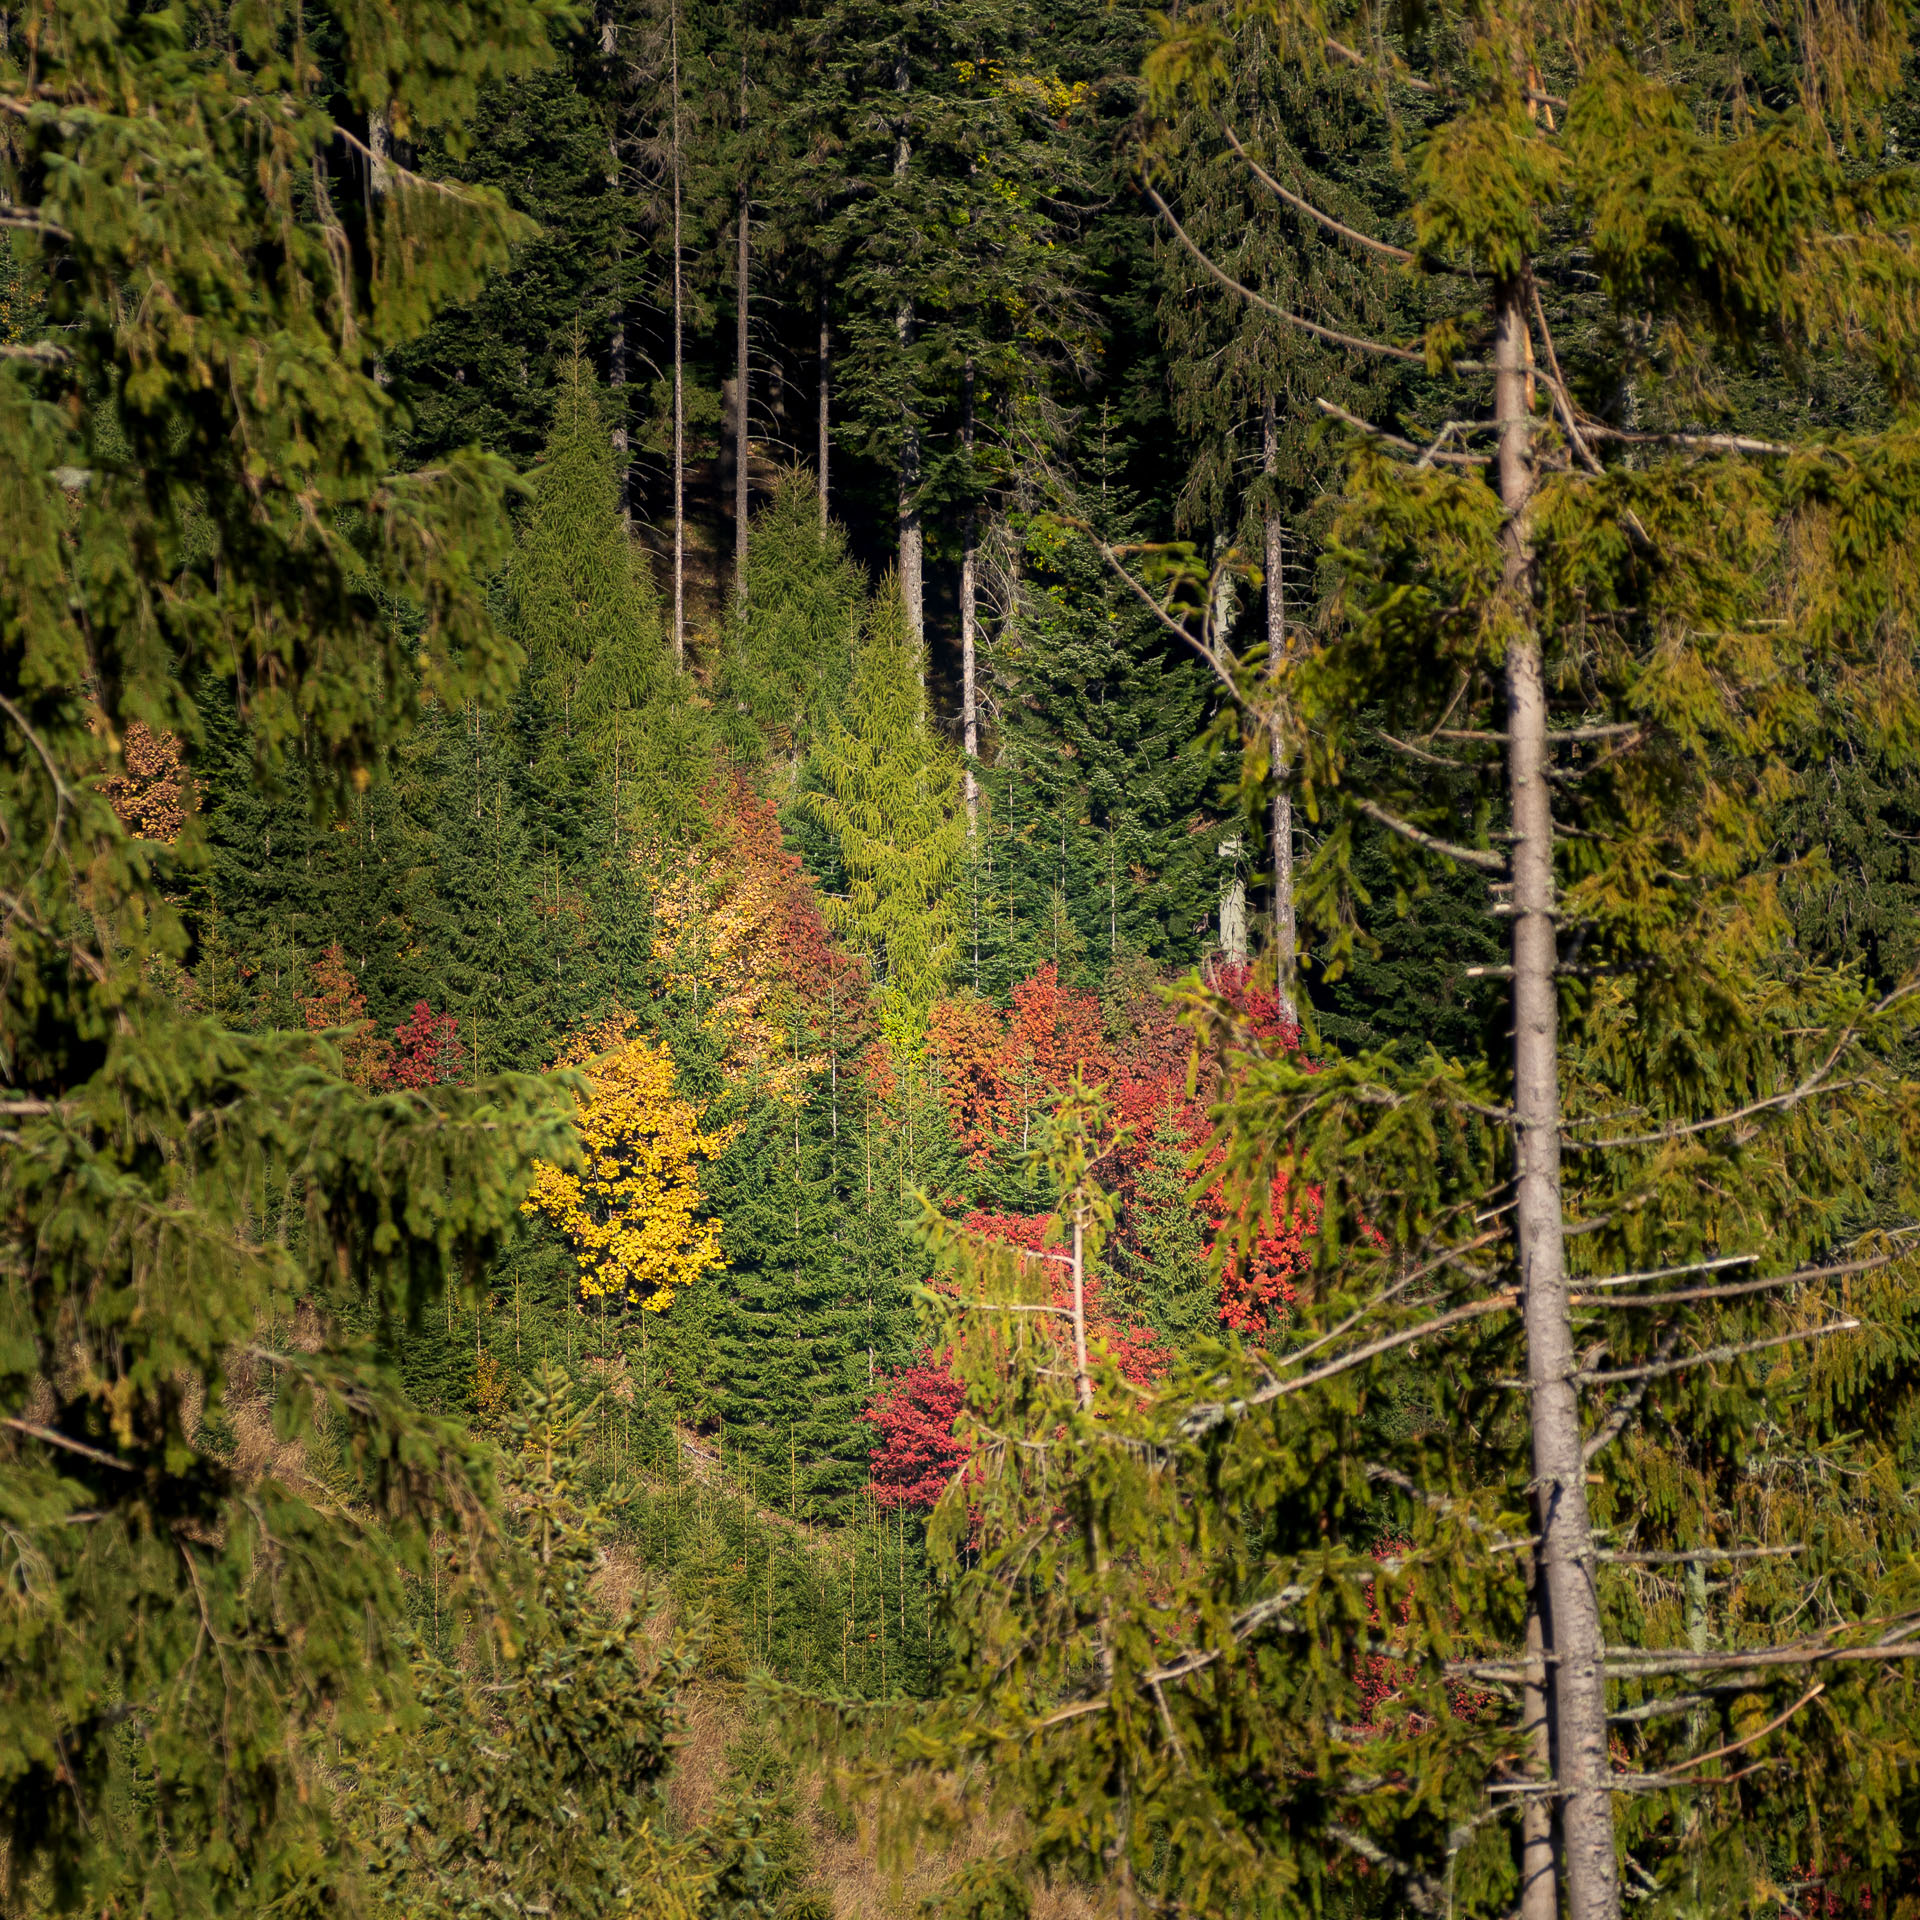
(3, 1417, 137, 1474)
(0, 198, 66, 238)
(1315, 397, 1491, 465)
(1222, 128, 1414, 264)
(1181, 1291, 1520, 1435)
(1670, 1686, 1827, 1776)
(1565, 985, 1920, 1150)
(1576, 424, 1797, 458)
(1581, 1323, 1683, 1463)
(1353, 797, 1507, 871)
(1144, 186, 1427, 363)
(1573, 1243, 1903, 1312)
(1575, 1253, 1758, 1288)
(1599, 1545, 1803, 1567)
(1574, 1319, 1860, 1389)
(1529, 283, 1603, 475)
(331, 126, 487, 204)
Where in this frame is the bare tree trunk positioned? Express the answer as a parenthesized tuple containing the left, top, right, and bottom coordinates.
(368, 104, 393, 199)
(602, 13, 628, 524)
(818, 287, 830, 527)
(1497, 276, 1619, 1920)
(961, 361, 980, 830)
(734, 48, 750, 606)
(609, 303, 629, 525)
(1521, 1558, 1558, 1920)
(1262, 399, 1296, 1023)
(893, 54, 923, 652)
(669, 0, 685, 667)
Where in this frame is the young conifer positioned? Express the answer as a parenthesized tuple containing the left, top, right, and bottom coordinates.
(805, 577, 965, 1021)
(512, 353, 705, 836)
(714, 469, 865, 771)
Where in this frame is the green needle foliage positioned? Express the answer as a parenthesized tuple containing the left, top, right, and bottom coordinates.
(0, 1, 578, 1911)
(805, 578, 966, 1023)
(512, 353, 706, 838)
(714, 471, 865, 774)
(355, 1371, 706, 1919)
(861, 5, 1920, 1917)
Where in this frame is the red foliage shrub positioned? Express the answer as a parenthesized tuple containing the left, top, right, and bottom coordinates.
(863, 1354, 969, 1511)
(390, 1002, 464, 1088)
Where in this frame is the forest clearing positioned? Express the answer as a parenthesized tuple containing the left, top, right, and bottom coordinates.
(8, 1, 1920, 1916)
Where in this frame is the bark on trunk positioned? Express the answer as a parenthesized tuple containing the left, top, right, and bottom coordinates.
(669, 1, 685, 667)
(1262, 399, 1296, 1023)
(734, 52, 750, 606)
(609, 302, 629, 528)
(818, 288, 830, 527)
(368, 105, 393, 199)
(1521, 1562, 1558, 1920)
(961, 361, 980, 830)
(1497, 276, 1619, 1920)
(893, 53, 923, 652)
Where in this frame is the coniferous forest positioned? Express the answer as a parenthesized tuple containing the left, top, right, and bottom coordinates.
(14, 1, 1920, 1916)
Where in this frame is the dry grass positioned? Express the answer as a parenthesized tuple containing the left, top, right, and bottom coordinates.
(665, 1683, 1103, 1920)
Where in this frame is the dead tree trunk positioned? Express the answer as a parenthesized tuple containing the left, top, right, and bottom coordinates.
(669, 0, 685, 666)
(818, 287, 830, 527)
(961, 360, 980, 830)
(733, 48, 750, 606)
(893, 53, 923, 653)
(1262, 399, 1296, 1023)
(1496, 276, 1620, 1920)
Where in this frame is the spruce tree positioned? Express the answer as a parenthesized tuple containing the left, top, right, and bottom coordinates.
(702, 1092, 870, 1518)
(714, 470, 865, 772)
(0, 4, 574, 1909)
(805, 578, 965, 1021)
(978, 511, 1227, 994)
(511, 354, 705, 839)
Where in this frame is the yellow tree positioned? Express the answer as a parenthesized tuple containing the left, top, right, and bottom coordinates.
(525, 1020, 727, 1310)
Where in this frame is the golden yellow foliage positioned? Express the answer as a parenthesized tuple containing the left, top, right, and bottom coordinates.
(524, 1024, 727, 1311)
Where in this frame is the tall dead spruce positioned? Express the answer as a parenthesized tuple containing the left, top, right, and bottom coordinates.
(899, 5, 1920, 1917)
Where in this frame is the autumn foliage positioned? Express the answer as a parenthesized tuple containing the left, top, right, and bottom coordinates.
(523, 1017, 728, 1310)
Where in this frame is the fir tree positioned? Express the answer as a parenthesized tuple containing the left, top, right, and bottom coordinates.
(512, 354, 705, 839)
(702, 1091, 871, 1518)
(978, 510, 1229, 993)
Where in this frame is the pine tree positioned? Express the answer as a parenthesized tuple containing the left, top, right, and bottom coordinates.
(0, 4, 575, 1908)
(805, 578, 965, 1020)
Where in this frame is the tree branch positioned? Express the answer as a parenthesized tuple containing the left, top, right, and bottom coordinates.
(3, 1417, 138, 1474)
(1316, 397, 1490, 465)
(1223, 127, 1414, 263)
(1181, 1291, 1519, 1436)
(1575, 1319, 1859, 1389)
(1145, 185, 1427, 363)
(1355, 796, 1507, 871)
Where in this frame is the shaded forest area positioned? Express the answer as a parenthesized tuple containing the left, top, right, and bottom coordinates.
(13, 2, 1920, 1919)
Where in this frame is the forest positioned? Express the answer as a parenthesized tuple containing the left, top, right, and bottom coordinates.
(9, 0, 1920, 1916)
